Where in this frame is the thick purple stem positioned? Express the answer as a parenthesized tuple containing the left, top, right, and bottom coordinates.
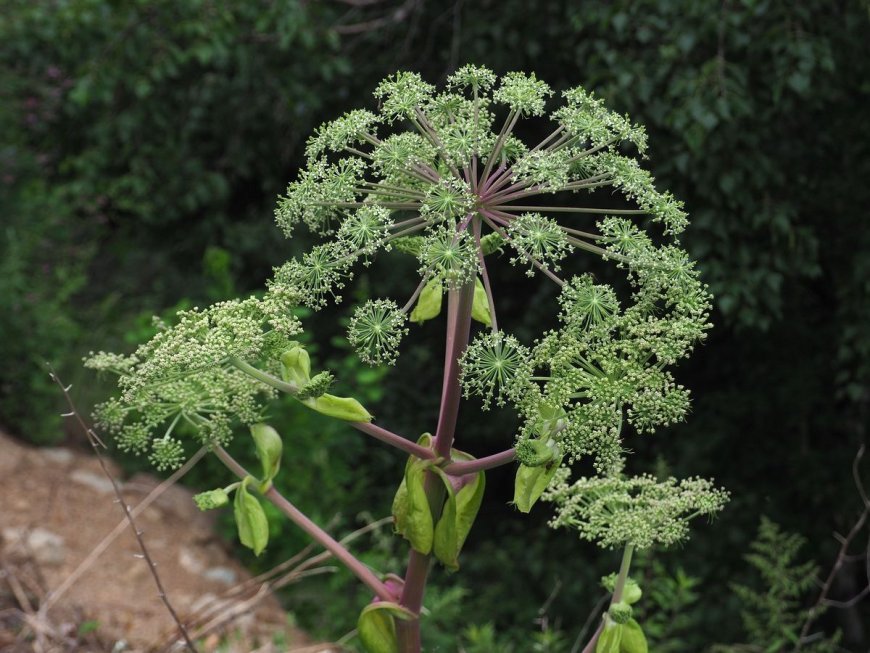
(443, 448, 516, 475)
(351, 422, 436, 460)
(213, 446, 393, 602)
(396, 282, 476, 652)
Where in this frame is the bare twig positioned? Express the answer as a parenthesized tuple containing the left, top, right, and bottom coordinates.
(335, 0, 421, 34)
(798, 444, 870, 646)
(571, 593, 609, 653)
(47, 367, 200, 653)
(156, 516, 392, 650)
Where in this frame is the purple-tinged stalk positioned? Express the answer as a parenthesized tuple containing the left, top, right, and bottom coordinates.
(213, 445, 394, 603)
(396, 282, 475, 652)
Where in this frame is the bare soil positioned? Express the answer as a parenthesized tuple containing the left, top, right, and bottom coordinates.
(0, 431, 336, 653)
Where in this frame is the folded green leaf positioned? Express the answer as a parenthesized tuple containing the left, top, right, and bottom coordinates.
(596, 622, 623, 653)
(280, 344, 311, 387)
(233, 479, 269, 556)
(392, 435, 434, 554)
(471, 277, 492, 326)
(305, 393, 373, 422)
(410, 277, 443, 323)
(432, 453, 485, 572)
(619, 619, 648, 653)
(357, 602, 415, 653)
(514, 457, 562, 513)
(401, 458, 434, 553)
(250, 423, 282, 491)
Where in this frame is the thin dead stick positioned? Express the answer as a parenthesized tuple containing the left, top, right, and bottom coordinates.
(48, 367, 200, 653)
(571, 594, 609, 653)
(158, 515, 393, 650)
(40, 446, 207, 614)
(798, 444, 870, 646)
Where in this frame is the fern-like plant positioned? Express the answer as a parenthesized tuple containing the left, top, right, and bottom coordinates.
(713, 517, 842, 653)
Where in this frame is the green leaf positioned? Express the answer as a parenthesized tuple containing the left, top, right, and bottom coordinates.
(281, 344, 311, 387)
(513, 458, 562, 513)
(250, 423, 282, 490)
(596, 622, 623, 653)
(392, 435, 434, 554)
(471, 277, 492, 326)
(357, 602, 414, 653)
(410, 277, 443, 323)
(401, 458, 434, 553)
(305, 393, 373, 422)
(233, 479, 269, 556)
(619, 619, 648, 653)
(432, 451, 486, 571)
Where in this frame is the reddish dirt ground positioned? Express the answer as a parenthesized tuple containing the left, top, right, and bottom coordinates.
(0, 431, 336, 653)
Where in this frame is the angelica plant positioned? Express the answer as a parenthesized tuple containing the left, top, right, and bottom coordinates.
(88, 65, 726, 653)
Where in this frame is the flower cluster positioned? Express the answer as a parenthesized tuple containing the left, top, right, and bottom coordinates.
(348, 299, 409, 366)
(273, 64, 683, 333)
(85, 291, 302, 469)
(543, 467, 729, 549)
(459, 331, 535, 409)
(90, 67, 725, 561)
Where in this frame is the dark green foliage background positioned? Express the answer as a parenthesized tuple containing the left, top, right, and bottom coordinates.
(2, 0, 868, 649)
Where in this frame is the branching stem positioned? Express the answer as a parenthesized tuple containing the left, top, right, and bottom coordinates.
(213, 446, 393, 602)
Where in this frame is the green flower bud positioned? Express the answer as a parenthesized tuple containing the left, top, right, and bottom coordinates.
(622, 580, 643, 605)
(297, 371, 334, 400)
(480, 232, 505, 256)
(608, 601, 632, 625)
(194, 488, 230, 511)
(515, 439, 556, 467)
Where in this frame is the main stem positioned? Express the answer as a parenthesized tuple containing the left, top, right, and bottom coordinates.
(396, 281, 476, 653)
(582, 545, 635, 652)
